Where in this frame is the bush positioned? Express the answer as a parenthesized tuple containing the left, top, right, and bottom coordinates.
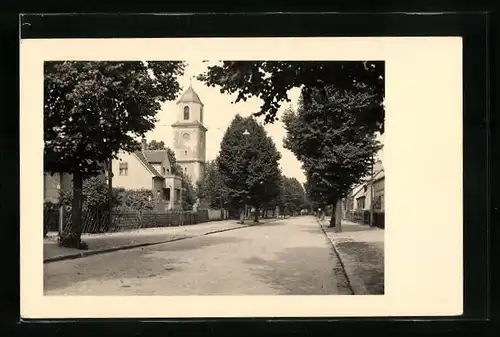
(113, 188, 155, 211)
(59, 176, 116, 210)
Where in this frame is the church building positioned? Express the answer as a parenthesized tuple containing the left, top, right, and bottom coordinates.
(171, 84, 207, 185)
(98, 84, 208, 211)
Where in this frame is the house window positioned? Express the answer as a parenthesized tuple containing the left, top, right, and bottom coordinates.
(175, 188, 181, 201)
(184, 150, 187, 155)
(356, 196, 366, 209)
(184, 167, 187, 173)
(363, 185, 367, 192)
(373, 195, 383, 210)
(184, 106, 189, 120)
(162, 167, 166, 175)
(119, 162, 128, 176)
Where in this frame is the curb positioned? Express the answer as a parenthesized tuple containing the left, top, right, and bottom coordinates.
(316, 219, 359, 295)
(44, 219, 280, 264)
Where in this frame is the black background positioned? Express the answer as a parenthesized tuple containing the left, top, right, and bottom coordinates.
(1, 9, 496, 337)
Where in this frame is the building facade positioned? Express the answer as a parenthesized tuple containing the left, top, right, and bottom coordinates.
(341, 132, 385, 222)
(171, 85, 207, 185)
(111, 139, 183, 210)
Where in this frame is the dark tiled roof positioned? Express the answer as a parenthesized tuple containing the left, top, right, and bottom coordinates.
(133, 151, 163, 177)
(143, 150, 167, 164)
(177, 85, 203, 105)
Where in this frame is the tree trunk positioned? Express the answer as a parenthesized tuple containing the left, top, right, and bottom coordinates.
(107, 159, 113, 231)
(253, 206, 259, 223)
(59, 170, 87, 249)
(239, 207, 245, 224)
(330, 199, 343, 232)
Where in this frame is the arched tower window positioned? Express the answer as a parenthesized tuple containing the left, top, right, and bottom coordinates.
(200, 106, 203, 123)
(183, 106, 190, 120)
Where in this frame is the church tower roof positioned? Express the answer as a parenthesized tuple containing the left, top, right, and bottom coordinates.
(177, 84, 203, 106)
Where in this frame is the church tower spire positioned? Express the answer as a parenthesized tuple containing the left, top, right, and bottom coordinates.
(171, 83, 207, 185)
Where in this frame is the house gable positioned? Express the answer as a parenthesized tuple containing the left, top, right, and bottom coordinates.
(112, 151, 156, 190)
(142, 150, 174, 176)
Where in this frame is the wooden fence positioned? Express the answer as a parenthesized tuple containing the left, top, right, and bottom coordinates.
(44, 206, 225, 235)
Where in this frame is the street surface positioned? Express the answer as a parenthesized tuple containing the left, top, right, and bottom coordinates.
(44, 216, 353, 295)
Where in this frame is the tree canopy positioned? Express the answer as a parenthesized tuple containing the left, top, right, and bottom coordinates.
(282, 85, 382, 218)
(216, 115, 281, 214)
(44, 61, 185, 176)
(147, 140, 166, 150)
(197, 61, 384, 131)
(278, 175, 305, 215)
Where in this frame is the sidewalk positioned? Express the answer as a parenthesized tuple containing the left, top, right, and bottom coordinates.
(318, 218, 384, 295)
(44, 218, 278, 263)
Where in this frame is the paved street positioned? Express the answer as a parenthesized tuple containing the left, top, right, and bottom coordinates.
(44, 216, 353, 295)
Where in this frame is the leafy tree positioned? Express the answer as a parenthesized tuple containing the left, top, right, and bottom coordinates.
(283, 85, 382, 230)
(44, 61, 185, 248)
(59, 176, 117, 210)
(179, 174, 197, 211)
(147, 140, 166, 150)
(197, 159, 229, 209)
(216, 115, 281, 223)
(197, 61, 384, 131)
(278, 175, 305, 216)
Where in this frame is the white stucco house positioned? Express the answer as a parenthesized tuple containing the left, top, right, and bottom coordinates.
(111, 139, 183, 210)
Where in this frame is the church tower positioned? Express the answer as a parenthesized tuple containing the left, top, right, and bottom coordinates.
(171, 84, 207, 185)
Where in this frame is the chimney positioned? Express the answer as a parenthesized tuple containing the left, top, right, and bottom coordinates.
(141, 137, 147, 152)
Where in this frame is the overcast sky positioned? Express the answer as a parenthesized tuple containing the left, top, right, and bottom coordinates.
(144, 60, 306, 184)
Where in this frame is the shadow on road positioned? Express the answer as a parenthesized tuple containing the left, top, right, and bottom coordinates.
(151, 235, 245, 252)
(242, 246, 353, 295)
(44, 235, 245, 293)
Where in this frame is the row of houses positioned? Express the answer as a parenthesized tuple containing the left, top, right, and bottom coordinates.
(341, 132, 385, 220)
(341, 159, 385, 217)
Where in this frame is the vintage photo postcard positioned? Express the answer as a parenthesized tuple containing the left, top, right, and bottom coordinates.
(20, 37, 463, 318)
